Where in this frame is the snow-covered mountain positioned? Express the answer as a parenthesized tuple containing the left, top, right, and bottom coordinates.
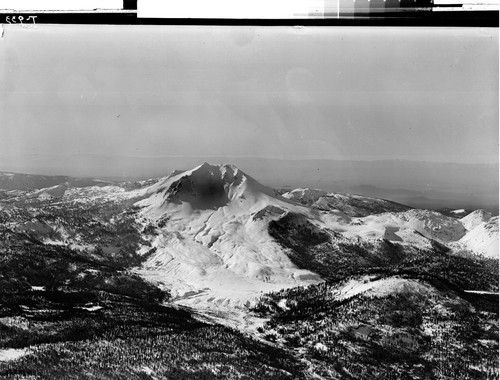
(439, 209, 499, 258)
(132, 163, 499, 313)
(1, 164, 498, 379)
(460, 209, 493, 231)
(282, 188, 329, 205)
(134, 163, 322, 309)
(451, 211, 498, 258)
(334, 209, 467, 247)
(457, 217, 499, 258)
(282, 187, 411, 217)
(385, 209, 467, 243)
(3, 163, 498, 316)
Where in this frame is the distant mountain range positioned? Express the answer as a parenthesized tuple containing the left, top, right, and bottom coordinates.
(0, 172, 112, 192)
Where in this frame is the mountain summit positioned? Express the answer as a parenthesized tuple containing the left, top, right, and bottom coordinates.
(163, 162, 281, 208)
(138, 163, 293, 218)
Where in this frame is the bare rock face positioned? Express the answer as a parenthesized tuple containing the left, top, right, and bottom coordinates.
(165, 167, 230, 210)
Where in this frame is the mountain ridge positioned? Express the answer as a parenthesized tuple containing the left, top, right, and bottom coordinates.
(1, 155, 497, 213)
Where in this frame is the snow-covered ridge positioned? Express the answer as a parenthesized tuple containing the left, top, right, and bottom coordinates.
(282, 187, 411, 217)
(456, 216, 499, 258)
(390, 209, 467, 243)
(282, 188, 329, 204)
(460, 209, 493, 231)
(333, 275, 435, 300)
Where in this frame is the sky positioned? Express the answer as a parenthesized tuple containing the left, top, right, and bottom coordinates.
(0, 25, 498, 165)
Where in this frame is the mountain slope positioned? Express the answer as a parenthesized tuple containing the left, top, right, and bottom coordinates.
(0, 163, 498, 379)
(461, 209, 493, 231)
(457, 216, 499, 258)
(133, 163, 322, 311)
(252, 274, 499, 380)
(282, 187, 412, 217)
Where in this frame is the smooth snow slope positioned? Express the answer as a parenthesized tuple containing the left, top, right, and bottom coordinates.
(457, 216, 499, 258)
(460, 209, 493, 231)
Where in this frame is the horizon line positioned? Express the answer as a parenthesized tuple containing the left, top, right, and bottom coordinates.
(0, 153, 498, 166)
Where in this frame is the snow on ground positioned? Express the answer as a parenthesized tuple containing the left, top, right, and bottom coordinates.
(277, 298, 290, 310)
(78, 305, 103, 312)
(176, 297, 271, 335)
(386, 209, 466, 243)
(451, 209, 466, 214)
(453, 216, 499, 258)
(0, 348, 28, 362)
(314, 208, 468, 248)
(132, 164, 496, 329)
(134, 215, 321, 330)
(332, 276, 434, 300)
(314, 342, 328, 352)
(460, 209, 493, 231)
(282, 188, 328, 204)
(336, 213, 433, 248)
(464, 290, 499, 295)
(133, 164, 323, 329)
(139, 366, 154, 376)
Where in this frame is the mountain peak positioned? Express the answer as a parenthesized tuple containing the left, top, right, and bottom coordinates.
(138, 162, 295, 215)
(191, 162, 240, 178)
(197, 161, 216, 170)
(165, 164, 231, 210)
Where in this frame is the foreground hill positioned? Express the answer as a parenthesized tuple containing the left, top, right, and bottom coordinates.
(252, 274, 499, 380)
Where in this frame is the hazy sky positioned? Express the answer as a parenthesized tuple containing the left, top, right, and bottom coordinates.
(1, 25, 498, 164)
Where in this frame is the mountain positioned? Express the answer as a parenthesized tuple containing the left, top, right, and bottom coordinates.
(0, 171, 111, 192)
(282, 187, 412, 216)
(455, 215, 499, 258)
(460, 209, 493, 231)
(384, 209, 467, 243)
(281, 188, 329, 205)
(0, 163, 498, 379)
(130, 164, 497, 313)
(0, 172, 71, 191)
(133, 163, 322, 310)
(1, 155, 497, 213)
